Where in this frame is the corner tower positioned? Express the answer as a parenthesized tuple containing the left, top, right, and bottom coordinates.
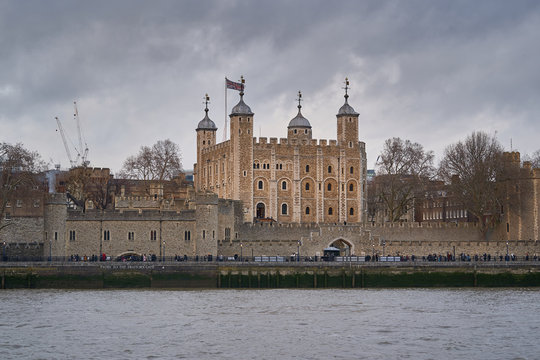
(229, 77, 254, 221)
(195, 94, 217, 191)
(336, 78, 359, 147)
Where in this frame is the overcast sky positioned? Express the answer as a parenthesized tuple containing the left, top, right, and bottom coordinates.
(1, 0, 539, 174)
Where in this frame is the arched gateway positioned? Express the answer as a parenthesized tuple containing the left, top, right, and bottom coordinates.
(328, 238, 354, 256)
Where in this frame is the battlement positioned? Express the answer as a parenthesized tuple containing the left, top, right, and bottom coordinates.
(67, 208, 196, 221)
(503, 151, 521, 163)
(201, 140, 230, 155)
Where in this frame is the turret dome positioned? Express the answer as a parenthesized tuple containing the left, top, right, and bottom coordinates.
(230, 94, 254, 116)
(197, 94, 217, 131)
(287, 90, 312, 129)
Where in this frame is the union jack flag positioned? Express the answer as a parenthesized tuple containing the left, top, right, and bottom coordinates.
(226, 78, 244, 91)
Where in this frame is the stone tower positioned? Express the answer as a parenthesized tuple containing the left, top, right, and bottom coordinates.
(195, 94, 217, 192)
(43, 193, 67, 257)
(194, 193, 219, 257)
(336, 78, 359, 147)
(229, 80, 254, 222)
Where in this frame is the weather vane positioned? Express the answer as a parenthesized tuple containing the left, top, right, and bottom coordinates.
(343, 77, 350, 99)
(297, 90, 303, 109)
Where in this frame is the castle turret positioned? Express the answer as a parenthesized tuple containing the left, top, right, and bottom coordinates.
(229, 77, 254, 221)
(287, 91, 312, 140)
(336, 78, 359, 147)
(195, 94, 217, 191)
(44, 193, 68, 258)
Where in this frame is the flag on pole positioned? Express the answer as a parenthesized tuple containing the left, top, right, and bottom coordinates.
(226, 78, 244, 91)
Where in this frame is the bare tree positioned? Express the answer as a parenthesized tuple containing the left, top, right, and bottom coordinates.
(522, 149, 540, 168)
(438, 131, 504, 236)
(119, 139, 183, 181)
(65, 167, 115, 211)
(375, 138, 435, 222)
(0, 142, 45, 231)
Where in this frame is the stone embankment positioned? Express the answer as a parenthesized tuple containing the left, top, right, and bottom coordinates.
(1, 262, 539, 289)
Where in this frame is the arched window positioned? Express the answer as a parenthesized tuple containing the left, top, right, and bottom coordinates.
(349, 207, 354, 216)
(328, 207, 333, 215)
(258, 180, 263, 190)
(282, 181, 287, 190)
(327, 183, 332, 191)
(349, 184, 354, 191)
(305, 207, 310, 215)
(305, 183, 310, 191)
(350, 166, 354, 174)
(281, 203, 288, 215)
(306, 165, 310, 173)
(328, 165, 332, 173)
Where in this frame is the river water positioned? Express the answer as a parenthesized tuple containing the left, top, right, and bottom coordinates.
(1, 288, 538, 359)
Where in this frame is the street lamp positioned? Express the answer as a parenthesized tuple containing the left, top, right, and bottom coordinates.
(372, 244, 374, 261)
(163, 240, 166, 262)
(2, 241, 5, 262)
(506, 241, 509, 261)
(297, 240, 301, 262)
(240, 243, 243, 262)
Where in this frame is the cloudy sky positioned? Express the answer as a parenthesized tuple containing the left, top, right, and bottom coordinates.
(1, 0, 539, 173)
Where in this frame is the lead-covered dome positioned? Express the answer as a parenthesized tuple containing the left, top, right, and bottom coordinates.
(337, 97, 359, 116)
(197, 113, 217, 130)
(230, 94, 254, 116)
(288, 108, 312, 128)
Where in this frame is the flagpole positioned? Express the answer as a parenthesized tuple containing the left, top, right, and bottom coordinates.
(224, 77, 227, 142)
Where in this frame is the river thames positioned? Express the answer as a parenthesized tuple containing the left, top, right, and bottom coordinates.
(1, 288, 538, 359)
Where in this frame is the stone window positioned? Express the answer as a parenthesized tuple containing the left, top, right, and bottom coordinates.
(328, 166, 332, 173)
(258, 180, 263, 190)
(305, 165, 310, 172)
(243, 171, 247, 177)
(128, 232, 134, 241)
(304, 129, 308, 134)
(294, 129, 297, 134)
(328, 207, 333, 215)
(305, 207, 310, 215)
(281, 203, 288, 215)
(350, 166, 354, 174)
(348, 141, 353, 148)
(184, 231, 191, 241)
(327, 183, 332, 191)
(54, 232, 58, 241)
(103, 230, 110, 241)
(69, 230, 76, 241)
(281, 181, 287, 190)
(349, 184, 354, 191)
(203, 230, 206, 239)
(305, 183, 310, 191)
(224, 228, 231, 241)
(349, 207, 354, 216)
(150, 230, 157, 241)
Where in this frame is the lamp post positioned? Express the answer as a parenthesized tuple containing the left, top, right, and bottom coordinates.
(297, 240, 301, 262)
(372, 244, 374, 261)
(163, 240, 166, 262)
(506, 241, 509, 261)
(240, 243, 243, 262)
(2, 241, 5, 262)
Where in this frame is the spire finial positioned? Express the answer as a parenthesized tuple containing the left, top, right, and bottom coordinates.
(203, 93, 210, 114)
(239, 75, 245, 97)
(343, 77, 350, 101)
(297, 90, 303, 110)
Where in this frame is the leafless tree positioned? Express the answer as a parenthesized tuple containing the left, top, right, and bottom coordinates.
(438, 131, 504, 236)
(0, 142, 45, 231)
(375, 138, 435, 222)
(119, 139, 183, 181)
(522, 149, 540, 168)
(65, 167, 115, 211)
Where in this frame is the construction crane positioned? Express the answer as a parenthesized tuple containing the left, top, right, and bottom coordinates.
(73, 101, 89, 166)
(54, 101, 90, 168)
(55, 116, 76, 168)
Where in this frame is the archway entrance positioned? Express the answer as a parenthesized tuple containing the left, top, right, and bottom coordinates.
(256, 203, 266, 219)
(328, 239, 353, 256)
